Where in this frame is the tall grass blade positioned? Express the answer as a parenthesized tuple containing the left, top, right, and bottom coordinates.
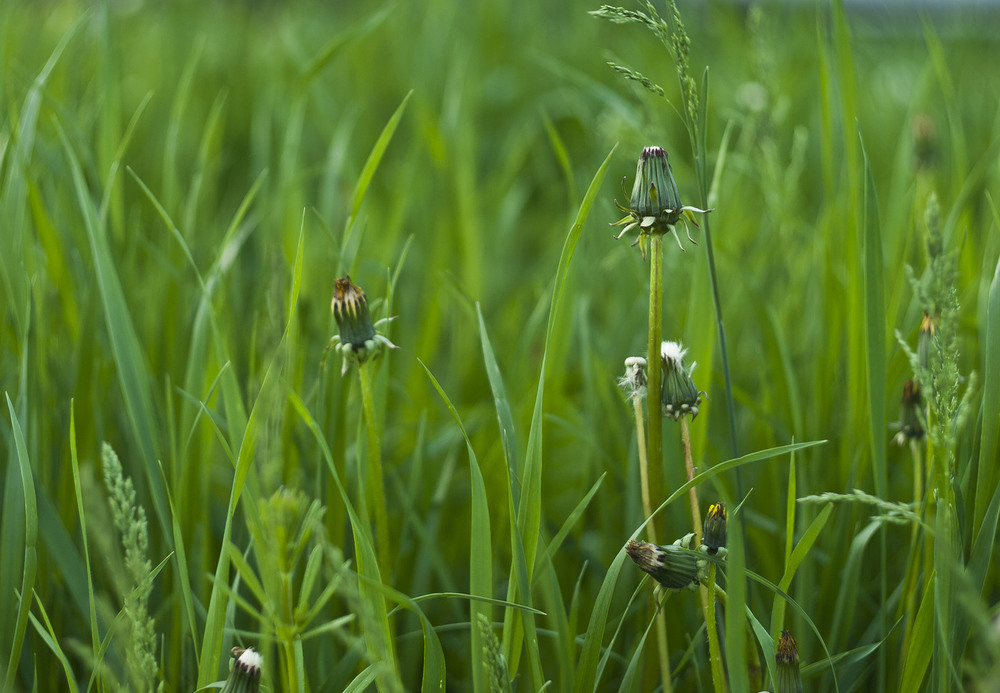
(341, 90, 413, 274)
(3, 395, 38, 692)
(421, 361, 493, 693)
(58, 123, 171, 540)
(974, 252, 1000, 526)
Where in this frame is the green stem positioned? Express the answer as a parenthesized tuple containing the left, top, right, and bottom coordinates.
(634, 396, 657, 545)
(646, 235, 665, 525)
(706, 563, 727, 693)
(358, 363, 392, 581)
(643, 236, 672, 693)
(680, 417, 703, 541)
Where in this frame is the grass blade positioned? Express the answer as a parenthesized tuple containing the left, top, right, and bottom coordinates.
(3, 395, 38, 691)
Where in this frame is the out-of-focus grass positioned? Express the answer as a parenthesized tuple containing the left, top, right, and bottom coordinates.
(1, 0, 999, 690)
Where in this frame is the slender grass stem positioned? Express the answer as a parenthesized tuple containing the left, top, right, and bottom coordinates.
(358, 363, 392, 581)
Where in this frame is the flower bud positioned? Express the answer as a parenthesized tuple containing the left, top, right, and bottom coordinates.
(918, 312, 934, 374)
(893, 379, 924, 446)
(328, 276, 398, 375)
(221, 647, 262, 693)
(702, 502, 727, 554)
(611, 146, 711, 255)
(626, 539, 700, 592)
(776, 631, 802, 693)
(660, 341, 701, 420)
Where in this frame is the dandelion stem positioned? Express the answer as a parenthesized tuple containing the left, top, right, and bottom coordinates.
(645, 235, 672, 693)
(633, 396, 656, 545)
(358, 362, 392, 581)
(706, 562, 727, 693)
(680, 417, 703, 540)
(646, 235, 665, 532)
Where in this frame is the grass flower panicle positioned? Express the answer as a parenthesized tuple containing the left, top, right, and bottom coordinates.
(611, 146, 711, 256)
(327, 275, 398, 375)
(660, 340, 702, 420)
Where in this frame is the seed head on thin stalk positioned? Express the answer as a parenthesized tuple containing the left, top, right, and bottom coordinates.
(611, 146, 711, 258)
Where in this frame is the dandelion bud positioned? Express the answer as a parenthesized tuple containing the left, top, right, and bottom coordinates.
(332, 276, 376, 348)
(918, 312, 934, 374)
(611, 147, 711, 254)
(630, 146, 685, 227)
(893, 379, 924, 446)
(660, 341, 702, 421)
(327, 275, 398, 375)
(912, 113, 937, 171)
(221, 647, 262, 693)
(626, 539, 700, 591)
(703, 502, 727, 554)
(776, 631, 802, 693)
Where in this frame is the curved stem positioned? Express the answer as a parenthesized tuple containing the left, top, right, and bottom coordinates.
(680, 417, 703, 541)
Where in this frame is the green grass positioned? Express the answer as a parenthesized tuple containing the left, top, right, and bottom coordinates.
(2, 0, 1000, 691)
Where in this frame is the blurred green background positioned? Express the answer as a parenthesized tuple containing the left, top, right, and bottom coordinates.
(2, 0, 999, 690)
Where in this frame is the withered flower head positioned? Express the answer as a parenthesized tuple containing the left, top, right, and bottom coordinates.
(660, 341, 702, 421)
(626, 539, 700, 592)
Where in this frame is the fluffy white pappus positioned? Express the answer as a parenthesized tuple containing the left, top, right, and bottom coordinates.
(660, 341, 687, 368)
(236, 648, 263, 671)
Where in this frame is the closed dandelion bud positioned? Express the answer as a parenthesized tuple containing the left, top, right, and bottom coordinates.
(660, 341, 702, 421)
(626, 539, 700, 591)
(918, 312, 934, 373)
(221, 647, 262, 693)
(332, 276, 376, 348)
(894, 379, 924, 446)
(703, 502, 727, 554)
(630, 146, 684, 226)
(776, 631, 802, 693)
(327, 275, 398, 375)
(611, 146, 711, 254)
